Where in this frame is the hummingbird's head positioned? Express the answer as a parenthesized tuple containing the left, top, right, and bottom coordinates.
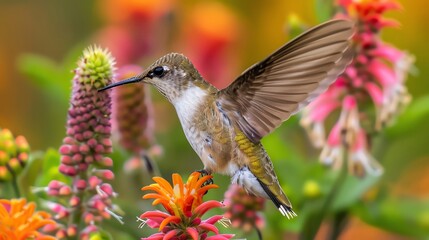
(98, 53, 207, 102)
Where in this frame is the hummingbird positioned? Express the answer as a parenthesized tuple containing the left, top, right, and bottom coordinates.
(99, 19, 354, 218)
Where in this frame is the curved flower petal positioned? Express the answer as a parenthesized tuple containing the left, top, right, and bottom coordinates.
(186, 227, 199, 240)
(195, 175, 213, 189)
(152, 176, 174, 195)
(202, 215, 223, 225)
(159, 215, 181, 231)
(143, 193, 170, 201)
(172, 173, 185, 197)
(140, 210, 170, 219)
(142, 183, 171, 197)
(197, 184, 219, 195)
(142, 232, 165, 240)
(198, 222, 219, 234)
(205, 234, 235, 240)
(194, 200, 223, 216)
(162, 229, 179, 240)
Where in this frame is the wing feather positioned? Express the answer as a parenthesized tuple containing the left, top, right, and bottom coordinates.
(218, 19, 354, 142)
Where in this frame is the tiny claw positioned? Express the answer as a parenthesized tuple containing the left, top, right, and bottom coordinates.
(196, 169, 214, 194)
(197, 169, 210, 177)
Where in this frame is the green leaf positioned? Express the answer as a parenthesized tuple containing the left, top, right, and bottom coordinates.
(18, 54, 70, 98)
(386, 95, 429, 137)
(355, 197, 429, 238)
(19, 151, 45, 202)
(331, 174, 380, 211)
(314, 0, 335, 22)
(37, 148, 69, 186)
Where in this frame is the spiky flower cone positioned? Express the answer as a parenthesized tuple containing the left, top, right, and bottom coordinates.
(223, 184, 265, 233)
(112, 65, 161, 174)
(0, 128, 30, 182)
(59, 46, 114, 176)
(113, 65, 155, 152)
(48, 46, 120, 239)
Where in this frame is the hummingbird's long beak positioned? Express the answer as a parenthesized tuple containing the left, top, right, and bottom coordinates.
(98, 75, 145, 92)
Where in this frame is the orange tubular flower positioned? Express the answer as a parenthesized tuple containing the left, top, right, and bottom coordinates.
(0, 199, 55, 240)
(140, 172, 234, 240)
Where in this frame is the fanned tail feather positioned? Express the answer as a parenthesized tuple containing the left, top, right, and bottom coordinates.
(257, 179, 297, 219)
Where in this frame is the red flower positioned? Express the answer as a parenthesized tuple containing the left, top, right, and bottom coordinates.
(140, 172, 234, 240)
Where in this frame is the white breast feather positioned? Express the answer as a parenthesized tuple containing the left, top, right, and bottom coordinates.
(173, 86, 208, 157)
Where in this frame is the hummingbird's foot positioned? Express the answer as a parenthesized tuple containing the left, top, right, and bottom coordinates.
(196, 169, 214, 188)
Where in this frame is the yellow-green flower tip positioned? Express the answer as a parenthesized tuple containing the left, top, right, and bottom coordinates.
(77, 46, 116, 89)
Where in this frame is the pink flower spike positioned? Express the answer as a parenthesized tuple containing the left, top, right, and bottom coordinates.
(194, 200, 223, 216)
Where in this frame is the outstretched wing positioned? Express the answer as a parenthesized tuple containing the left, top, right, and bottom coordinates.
(217, 19, 354, 143)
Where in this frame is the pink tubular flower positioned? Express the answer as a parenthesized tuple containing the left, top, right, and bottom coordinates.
(139, 172, 234, 240)
(46, 46, 121, 239)
(301, 0, 413, 176)
(223, 184, 265, 232)
(319, 96, 383, 176)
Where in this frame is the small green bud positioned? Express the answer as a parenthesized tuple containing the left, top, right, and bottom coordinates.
(8, 158, 22, 174)
(0, 166, 12, 181)
(0, 150, 8, 165)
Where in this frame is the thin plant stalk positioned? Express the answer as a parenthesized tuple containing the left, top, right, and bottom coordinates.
(300, 132, 349, 240)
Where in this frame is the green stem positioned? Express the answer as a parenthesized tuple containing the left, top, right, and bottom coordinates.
(11, 173, 21, 198)
(328, 210, 349, 240)
(255, 224, 263, 240)
(300, 137, 349, 240)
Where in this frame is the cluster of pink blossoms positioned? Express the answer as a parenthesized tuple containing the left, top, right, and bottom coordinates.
(301, 0, 414, 176)
(223, 184, 265, 233)
(43, 46, 121, 239)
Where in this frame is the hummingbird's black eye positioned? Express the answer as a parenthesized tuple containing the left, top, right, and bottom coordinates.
(152, 66, 165, 77)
